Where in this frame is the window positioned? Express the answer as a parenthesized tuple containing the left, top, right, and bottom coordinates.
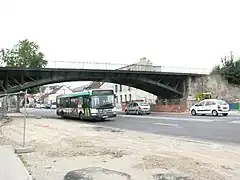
(120, 85, 122, 92)
(216, 100, 228, 105)
(57, 98, 60, 105)
(115, 85, 118, 92)
(60, 98, 66, 107)
(64, 98, 70, 108)
(197, 101, 205, 106)
(129, 94, 132, 102)
(133, 103, 138, 107)
(125, 94, 127, 102)
(127, 103, 133, 108)
(120, 95, 122, 103)
(211, 101, 216, 105)
(205, 101, 211, 106)
(70, 97, 78, 108)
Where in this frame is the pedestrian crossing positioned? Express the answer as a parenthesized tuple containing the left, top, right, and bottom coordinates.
(118, 114, 240, 124)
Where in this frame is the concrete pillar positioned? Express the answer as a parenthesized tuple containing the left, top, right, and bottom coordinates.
(16, 75, 25, 112)
(16, 94, 20, 112)
(182, 78, 188, 99)
(3, 74, 8, 116)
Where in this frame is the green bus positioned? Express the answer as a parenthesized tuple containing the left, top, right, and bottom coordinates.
(56, 88, 117, 120)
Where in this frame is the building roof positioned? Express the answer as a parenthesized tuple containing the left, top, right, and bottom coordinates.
(41, 85, 72, 98)
(73, 82, 103, 92)
(48, 85, 64, 95)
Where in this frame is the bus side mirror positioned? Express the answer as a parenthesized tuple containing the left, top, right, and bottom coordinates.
(114, 95, 117, 98)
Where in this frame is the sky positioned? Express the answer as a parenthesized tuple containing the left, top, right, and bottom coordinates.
(1, 0, 240, 88)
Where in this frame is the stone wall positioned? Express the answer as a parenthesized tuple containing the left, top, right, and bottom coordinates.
(187, 74, 240, 103)
(150, 103, 187, 113)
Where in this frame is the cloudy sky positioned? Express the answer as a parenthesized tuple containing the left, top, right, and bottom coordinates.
(1, 0, 240, 87)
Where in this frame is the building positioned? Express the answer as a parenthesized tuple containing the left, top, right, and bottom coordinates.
(73, 57, 157, 105)
(113, 57, 157, 104)
(41, 85, 73, 105)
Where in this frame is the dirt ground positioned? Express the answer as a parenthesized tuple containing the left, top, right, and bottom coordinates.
(1, 117, 240, 180)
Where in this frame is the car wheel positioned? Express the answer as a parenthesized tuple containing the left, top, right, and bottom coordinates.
(212, 110, 218, 116)
(222, 113, 228, 116)
(125, 109, 129, 115)
(191, 109, 196, 116)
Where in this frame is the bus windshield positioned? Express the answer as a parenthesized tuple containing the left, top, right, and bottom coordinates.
(91, 94, 115, 108)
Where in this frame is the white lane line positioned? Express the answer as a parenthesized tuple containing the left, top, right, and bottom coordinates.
(153, 122, 179, 127)
(228, 121, 240, 124)
(118, 114, 216, 122)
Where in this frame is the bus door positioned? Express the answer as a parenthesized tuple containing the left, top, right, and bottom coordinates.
(83, 96, 91, 119)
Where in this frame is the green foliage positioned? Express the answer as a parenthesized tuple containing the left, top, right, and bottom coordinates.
(211, 54, 240, 85)
(0, 39, 48, 94)
(1, 39, 47, 68)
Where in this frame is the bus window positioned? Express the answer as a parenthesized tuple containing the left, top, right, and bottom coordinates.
(70, 97, 78, 108)
(65, 98, 70, 108)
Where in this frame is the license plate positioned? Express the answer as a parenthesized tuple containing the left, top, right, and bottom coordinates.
(103, 116, 108, 118)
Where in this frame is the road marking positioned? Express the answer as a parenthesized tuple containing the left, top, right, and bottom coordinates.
(153, 122, 179, 127)
(118, 114, 217, 122)
(228, 121, 240, 124)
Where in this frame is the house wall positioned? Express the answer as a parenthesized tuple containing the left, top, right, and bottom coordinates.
(44, 86, 73, 104)
(100, 82, 156, 104)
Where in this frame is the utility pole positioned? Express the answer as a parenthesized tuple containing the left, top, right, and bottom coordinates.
(23, 90, 27, 147)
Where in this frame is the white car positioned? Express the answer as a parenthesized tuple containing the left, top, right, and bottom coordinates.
(51, 103, 57, 109)
(190, 99, 230, 116)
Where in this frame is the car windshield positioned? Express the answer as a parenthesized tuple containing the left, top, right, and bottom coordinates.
(138, 102, 149, 106)
(216, 100, 228, 105)
(91, 95, 115, 108)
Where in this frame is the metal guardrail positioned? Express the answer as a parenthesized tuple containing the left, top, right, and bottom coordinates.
(47, 60, 211, 74)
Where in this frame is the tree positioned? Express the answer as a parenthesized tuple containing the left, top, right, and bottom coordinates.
(0, 39, 48, 93)
(1, 39, 47, 68)
(212, 52, 240, 85)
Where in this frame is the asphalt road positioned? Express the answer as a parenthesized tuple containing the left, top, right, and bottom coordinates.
(26, 108, 240, 145)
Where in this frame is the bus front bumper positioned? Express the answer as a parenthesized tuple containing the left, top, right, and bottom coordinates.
(91, 112, 117, 119)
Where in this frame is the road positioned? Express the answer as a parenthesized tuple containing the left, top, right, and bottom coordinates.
(26, 108, 240, 145)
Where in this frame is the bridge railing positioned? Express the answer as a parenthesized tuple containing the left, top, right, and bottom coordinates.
(47, 60, 211, 74)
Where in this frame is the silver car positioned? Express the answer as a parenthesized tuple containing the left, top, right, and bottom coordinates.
(125, 102, 150, 115)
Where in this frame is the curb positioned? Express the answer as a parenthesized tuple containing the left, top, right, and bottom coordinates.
(16, 155, 33, 180)
(0, 117, 13, 127)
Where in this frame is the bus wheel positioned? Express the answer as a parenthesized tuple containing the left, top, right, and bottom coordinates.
(60, 111, 65, 119)
(79, 112, 83, 120)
